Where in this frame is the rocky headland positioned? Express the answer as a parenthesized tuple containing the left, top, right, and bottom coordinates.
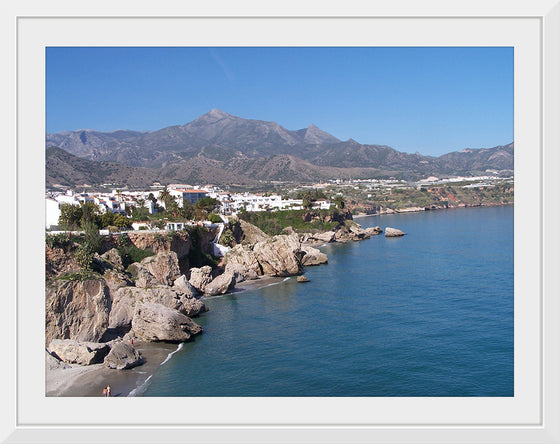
(45, 217, 386, 395)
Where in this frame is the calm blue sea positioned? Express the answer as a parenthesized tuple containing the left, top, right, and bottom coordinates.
(140, 206, 514, 397)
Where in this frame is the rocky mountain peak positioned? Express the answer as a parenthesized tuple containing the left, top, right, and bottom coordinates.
(190, 109, 233, 125)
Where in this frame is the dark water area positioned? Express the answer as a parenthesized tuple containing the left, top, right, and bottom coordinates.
(139, 206, 514, 397)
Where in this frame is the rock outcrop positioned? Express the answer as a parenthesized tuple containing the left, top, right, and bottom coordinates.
(232, 219, 270, 245)
(224, 263, 259, 283)
(304, 231, 336, 244)
(132, 303, 202, 342)
(204, 271, 235, 296)
(223, 245, 262, 276)
(103, 340, 143, 370)
(188, 266, 213, 293)
(300, 245, 328, 266)
(331, 222, 382, 242)
(109, 285, 207, 329)
(139, 251, 182, 286)
(385, 227, 406, 237)
(100, 248, 124, 271)
(172, 275, 200, 298)
(46, 279, 111, 344)
(253, 234, 303, 276)
(45, 245, 80, 279)
(47, 339, 109, 365)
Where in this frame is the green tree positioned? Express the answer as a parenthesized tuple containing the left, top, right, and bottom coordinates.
(59, 203, 82, 230)
(100, 211, 115, 228)
(159, 186, 174, 210)
(113, 214, 131, 229)
(181, 200, 196, 220)
(302, 195, 313, 210)
(195, 197, 219, 220)
(333, 195, 346, 210)
(80, 201, 101, 227)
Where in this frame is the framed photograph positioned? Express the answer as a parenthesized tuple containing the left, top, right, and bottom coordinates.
(5, 1, 560, 442)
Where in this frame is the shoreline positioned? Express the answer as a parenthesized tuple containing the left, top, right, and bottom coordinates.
(46, 276, 291, 397)
(46, 204, 511, 397)
(352, 201, 513, 219)
(46, 340, 179, 397)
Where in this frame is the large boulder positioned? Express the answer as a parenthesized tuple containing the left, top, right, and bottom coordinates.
(172, 275, 200, 298)
(46, 350, 70, 371)
(46, 279, 111, 344)
(131, 303, 202, 342)
(385, 227, 406, 237)
(312, 231, 336, 243)
(103, 340, 143, 370)
(367, 226, 383, 235)
(334, 222, 376, 242)
(109, 286, 207, 329)
(223, 245, 262, 276)
(139, 251, 182, 286)
(253, 234, 303, 276)
(224, 263, 259, 283)
(188, 266, 213, 293)
(204, 271, 235, 296)
(47, 339, 110, 365)
(232, 219, 270, 245)
(300, 245, 329, 266)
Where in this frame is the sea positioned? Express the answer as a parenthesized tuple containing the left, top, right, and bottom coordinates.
(136, 205, 514, 397)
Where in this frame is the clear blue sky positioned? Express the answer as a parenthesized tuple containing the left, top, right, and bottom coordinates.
(46, 47, 513, 156)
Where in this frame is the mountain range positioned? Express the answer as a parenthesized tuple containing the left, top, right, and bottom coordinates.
(46, 109, 514, 188)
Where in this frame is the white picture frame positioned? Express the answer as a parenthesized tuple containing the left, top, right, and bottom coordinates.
(4, 0, 560, 442)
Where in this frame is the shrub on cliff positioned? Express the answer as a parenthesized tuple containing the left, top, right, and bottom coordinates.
(74, 243, 95, 270)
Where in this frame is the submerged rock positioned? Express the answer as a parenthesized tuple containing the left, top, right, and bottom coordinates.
(297, 275, 309, 283)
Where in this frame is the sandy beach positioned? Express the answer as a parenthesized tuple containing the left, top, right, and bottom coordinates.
(46, 340, 178, 397)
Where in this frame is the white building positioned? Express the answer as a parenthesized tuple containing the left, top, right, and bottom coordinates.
(45, 198, 61, 230)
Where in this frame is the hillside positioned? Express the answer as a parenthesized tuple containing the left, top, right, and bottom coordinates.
(46, 146, 159, 188)
(46, 110, 514, 187)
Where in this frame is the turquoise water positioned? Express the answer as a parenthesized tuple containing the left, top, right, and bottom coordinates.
(141, 206, 514, 397)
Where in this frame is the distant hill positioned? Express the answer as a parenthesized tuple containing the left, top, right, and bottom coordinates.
(46, 146, 159, 188)
(46, 109, 513, 187)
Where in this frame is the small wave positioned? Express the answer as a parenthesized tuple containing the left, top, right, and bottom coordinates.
(262, 277, 291, 288)
(160, 343, 184, 366)
(128, 374, 152, 397)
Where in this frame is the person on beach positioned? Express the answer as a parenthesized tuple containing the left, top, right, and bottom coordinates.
(106, 385, 111, 397)
(102, 387, 107, 397)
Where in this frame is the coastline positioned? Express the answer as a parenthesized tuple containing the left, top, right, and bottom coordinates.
(45, 204, 512, 397)
(46, 276, 290, 397)
(352, 201, 514, 219)
(46, 340, 178, 397)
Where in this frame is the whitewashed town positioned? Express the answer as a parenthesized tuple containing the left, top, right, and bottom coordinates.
(45, 184, 334, 232)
